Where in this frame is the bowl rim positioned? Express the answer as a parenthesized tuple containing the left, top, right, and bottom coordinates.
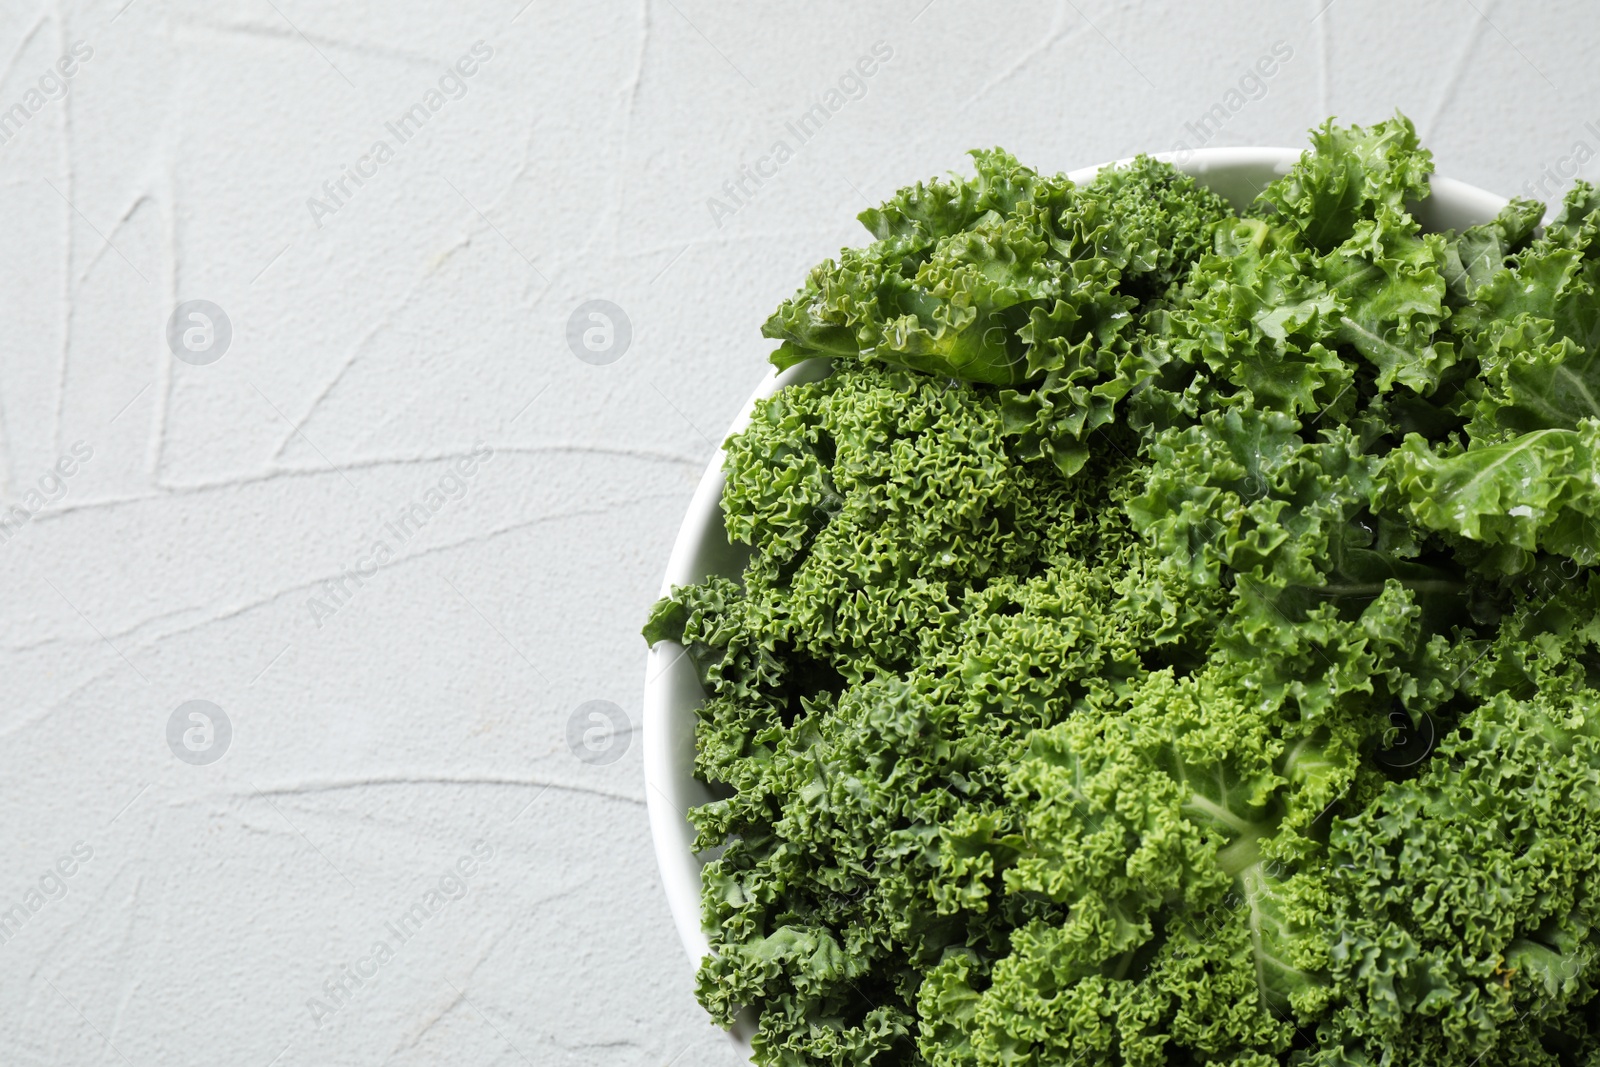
(640, 144, 1510, 1028)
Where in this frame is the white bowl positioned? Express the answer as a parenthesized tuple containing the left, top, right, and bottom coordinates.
(640, 146, 1509, 1053)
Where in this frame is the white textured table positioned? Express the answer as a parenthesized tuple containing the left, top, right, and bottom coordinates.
(0, 2, 1593, 1064)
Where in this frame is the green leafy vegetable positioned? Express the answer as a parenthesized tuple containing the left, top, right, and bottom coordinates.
(646, 112, 1600, 1066)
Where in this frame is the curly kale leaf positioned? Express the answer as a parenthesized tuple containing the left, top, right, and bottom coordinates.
(1256, 112, 1434, 253)
(1384, 420, 1600, 574)
(762, 152, 1232, 478)
(1312, 678, 1600, 1066)
(1440, 197, 1544, 303)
